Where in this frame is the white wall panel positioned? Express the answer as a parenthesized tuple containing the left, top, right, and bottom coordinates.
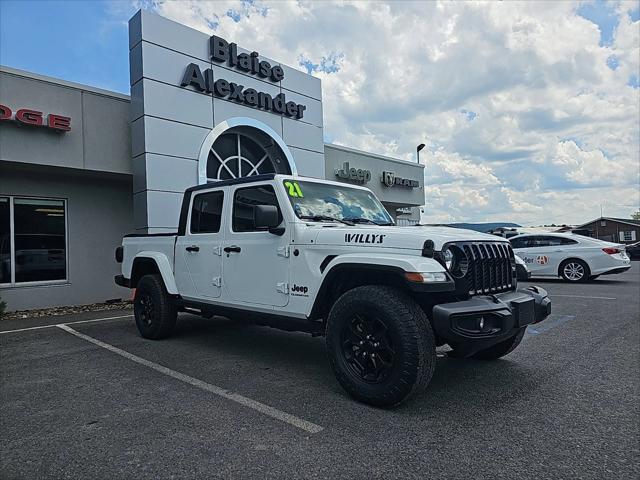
(137, 79, 213, 129)
(283, 118, 324, 154)
(132, 153, 198, 194)
(129, 10, 210, 62)
(289, 146, 324, 179)
(280, 65, 322, 100)
(135, 116, 210, 159)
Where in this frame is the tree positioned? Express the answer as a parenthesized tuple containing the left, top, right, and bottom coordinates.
(632, 211, 640, 221)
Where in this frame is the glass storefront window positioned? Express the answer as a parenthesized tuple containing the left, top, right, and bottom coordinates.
(0, 197, 67, 285)
(0, 197, 10, 284)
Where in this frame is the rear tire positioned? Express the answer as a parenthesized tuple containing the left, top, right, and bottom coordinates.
(134, 274, 177, 339)
(325, 285, 436, 407)
(560, 259, 589, 283)
(469, 328, 526, 360)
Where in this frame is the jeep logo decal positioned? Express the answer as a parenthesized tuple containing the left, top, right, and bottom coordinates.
(345, 233, 386, 244)
(291, 284, 309, 296)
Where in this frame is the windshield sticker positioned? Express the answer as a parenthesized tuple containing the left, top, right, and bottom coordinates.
(284, 181, 304, 198)
(345, 233, 386, 244)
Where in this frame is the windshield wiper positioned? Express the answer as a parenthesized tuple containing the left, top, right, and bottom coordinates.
(343, 217, 394, 226)
(299, 215, 354, 226)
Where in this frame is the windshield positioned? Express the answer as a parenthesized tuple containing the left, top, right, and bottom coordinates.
(283, 180, 394, 225)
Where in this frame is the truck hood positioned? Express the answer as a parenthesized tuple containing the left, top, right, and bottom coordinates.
(310, 225, 508, 251)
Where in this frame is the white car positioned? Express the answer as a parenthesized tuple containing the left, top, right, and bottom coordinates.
(509, 233, 631, 282)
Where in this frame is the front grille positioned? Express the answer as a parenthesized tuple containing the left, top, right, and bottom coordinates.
(456, 242, 516, 295)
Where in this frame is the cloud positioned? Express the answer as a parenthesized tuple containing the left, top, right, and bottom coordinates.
(130, 0, 640, 224)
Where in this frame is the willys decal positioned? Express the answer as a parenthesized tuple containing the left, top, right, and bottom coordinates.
(344, 233, 386, 244)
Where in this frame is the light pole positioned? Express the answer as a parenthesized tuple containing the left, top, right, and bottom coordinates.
(417, 143, 425, 164)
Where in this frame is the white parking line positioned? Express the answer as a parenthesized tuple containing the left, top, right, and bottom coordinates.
(0, 314, 134, 335)
(56, 324, 324, 435)
(550, 294, 616, 300)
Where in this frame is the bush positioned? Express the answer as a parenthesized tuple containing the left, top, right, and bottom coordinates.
(0, 297, 6, 317)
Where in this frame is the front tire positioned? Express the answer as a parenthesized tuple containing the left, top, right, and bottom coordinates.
(134, 274, 177, 339)
(560, 259, 589, 282)
(325, 285, 436, 407)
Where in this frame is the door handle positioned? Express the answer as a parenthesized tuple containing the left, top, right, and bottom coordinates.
(224, 245, 242, 253)
(185, 245, 200, 252)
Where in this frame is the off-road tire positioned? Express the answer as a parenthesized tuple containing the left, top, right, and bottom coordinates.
(134, 274, 177, 339)
(325, 285, 436, 407)
(559, 258, 589, 283)
(470, 328, 526, 360)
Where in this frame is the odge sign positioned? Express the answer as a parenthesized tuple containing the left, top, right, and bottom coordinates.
(0, 104, 71, 131)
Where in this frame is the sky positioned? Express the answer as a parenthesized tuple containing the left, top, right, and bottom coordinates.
(1, 0, 639, 226)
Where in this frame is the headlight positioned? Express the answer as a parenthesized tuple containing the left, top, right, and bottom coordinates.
(442, 245, 469, 278)
(443, 248, 454, 270)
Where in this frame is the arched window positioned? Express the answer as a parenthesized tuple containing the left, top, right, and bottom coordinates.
(206, 126, 291, 181)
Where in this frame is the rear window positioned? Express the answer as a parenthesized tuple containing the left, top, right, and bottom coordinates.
(190, 191, 224, 233)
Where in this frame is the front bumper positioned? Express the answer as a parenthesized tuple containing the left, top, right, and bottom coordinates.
(432, 286, 551, 346)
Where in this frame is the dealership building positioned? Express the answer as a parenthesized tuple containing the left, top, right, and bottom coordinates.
(0, 10, 424, 312)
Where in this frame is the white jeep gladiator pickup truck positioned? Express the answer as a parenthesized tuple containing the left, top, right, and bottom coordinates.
(115, 174, 551, 407)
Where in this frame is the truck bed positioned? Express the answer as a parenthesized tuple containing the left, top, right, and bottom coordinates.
(121, 234, 177, 279)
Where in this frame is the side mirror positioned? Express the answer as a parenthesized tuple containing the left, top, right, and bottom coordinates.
(253, 205, 282, 234)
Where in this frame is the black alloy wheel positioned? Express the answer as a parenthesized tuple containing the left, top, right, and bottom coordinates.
(136, 291, 156, 328)
(341, 314, 396, 384)
(134, 274, 177, 339)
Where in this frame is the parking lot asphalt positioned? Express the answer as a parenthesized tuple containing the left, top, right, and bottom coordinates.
(1, 263, 639, 479)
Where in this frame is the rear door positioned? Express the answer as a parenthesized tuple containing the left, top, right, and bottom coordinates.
(223, 183, 290, 307)
(511, 236, 548, 275)
(522, 236, 558, 275)
(174, 189, 225, 299)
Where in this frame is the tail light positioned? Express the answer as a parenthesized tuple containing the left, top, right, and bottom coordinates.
(602, 247, 620, 255)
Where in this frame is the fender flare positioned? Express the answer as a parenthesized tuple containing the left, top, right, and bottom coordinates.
(132, 252, 179, 295)
(321, 253, 447, 274)
(308, 253, 452, 319)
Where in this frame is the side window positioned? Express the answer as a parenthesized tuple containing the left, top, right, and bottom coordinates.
(510, 237, 529, 249)
(190, 191, 224, 234)
(530, 236, 550, 247)
(560, 237, 578, 245)
(233, 185, 282, 232)
(544, 236, 563, 247)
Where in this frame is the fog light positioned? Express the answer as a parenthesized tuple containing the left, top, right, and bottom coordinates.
(479, 317, 485, 330)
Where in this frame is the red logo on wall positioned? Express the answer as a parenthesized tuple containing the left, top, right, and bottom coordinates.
(0, 104, 71, 132)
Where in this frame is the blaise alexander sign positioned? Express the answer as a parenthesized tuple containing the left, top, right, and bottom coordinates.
(180, 36, 307, 120)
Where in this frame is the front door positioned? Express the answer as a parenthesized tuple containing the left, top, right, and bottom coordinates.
(223, 183, 289, 307)
(174, 189, 225, 299)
